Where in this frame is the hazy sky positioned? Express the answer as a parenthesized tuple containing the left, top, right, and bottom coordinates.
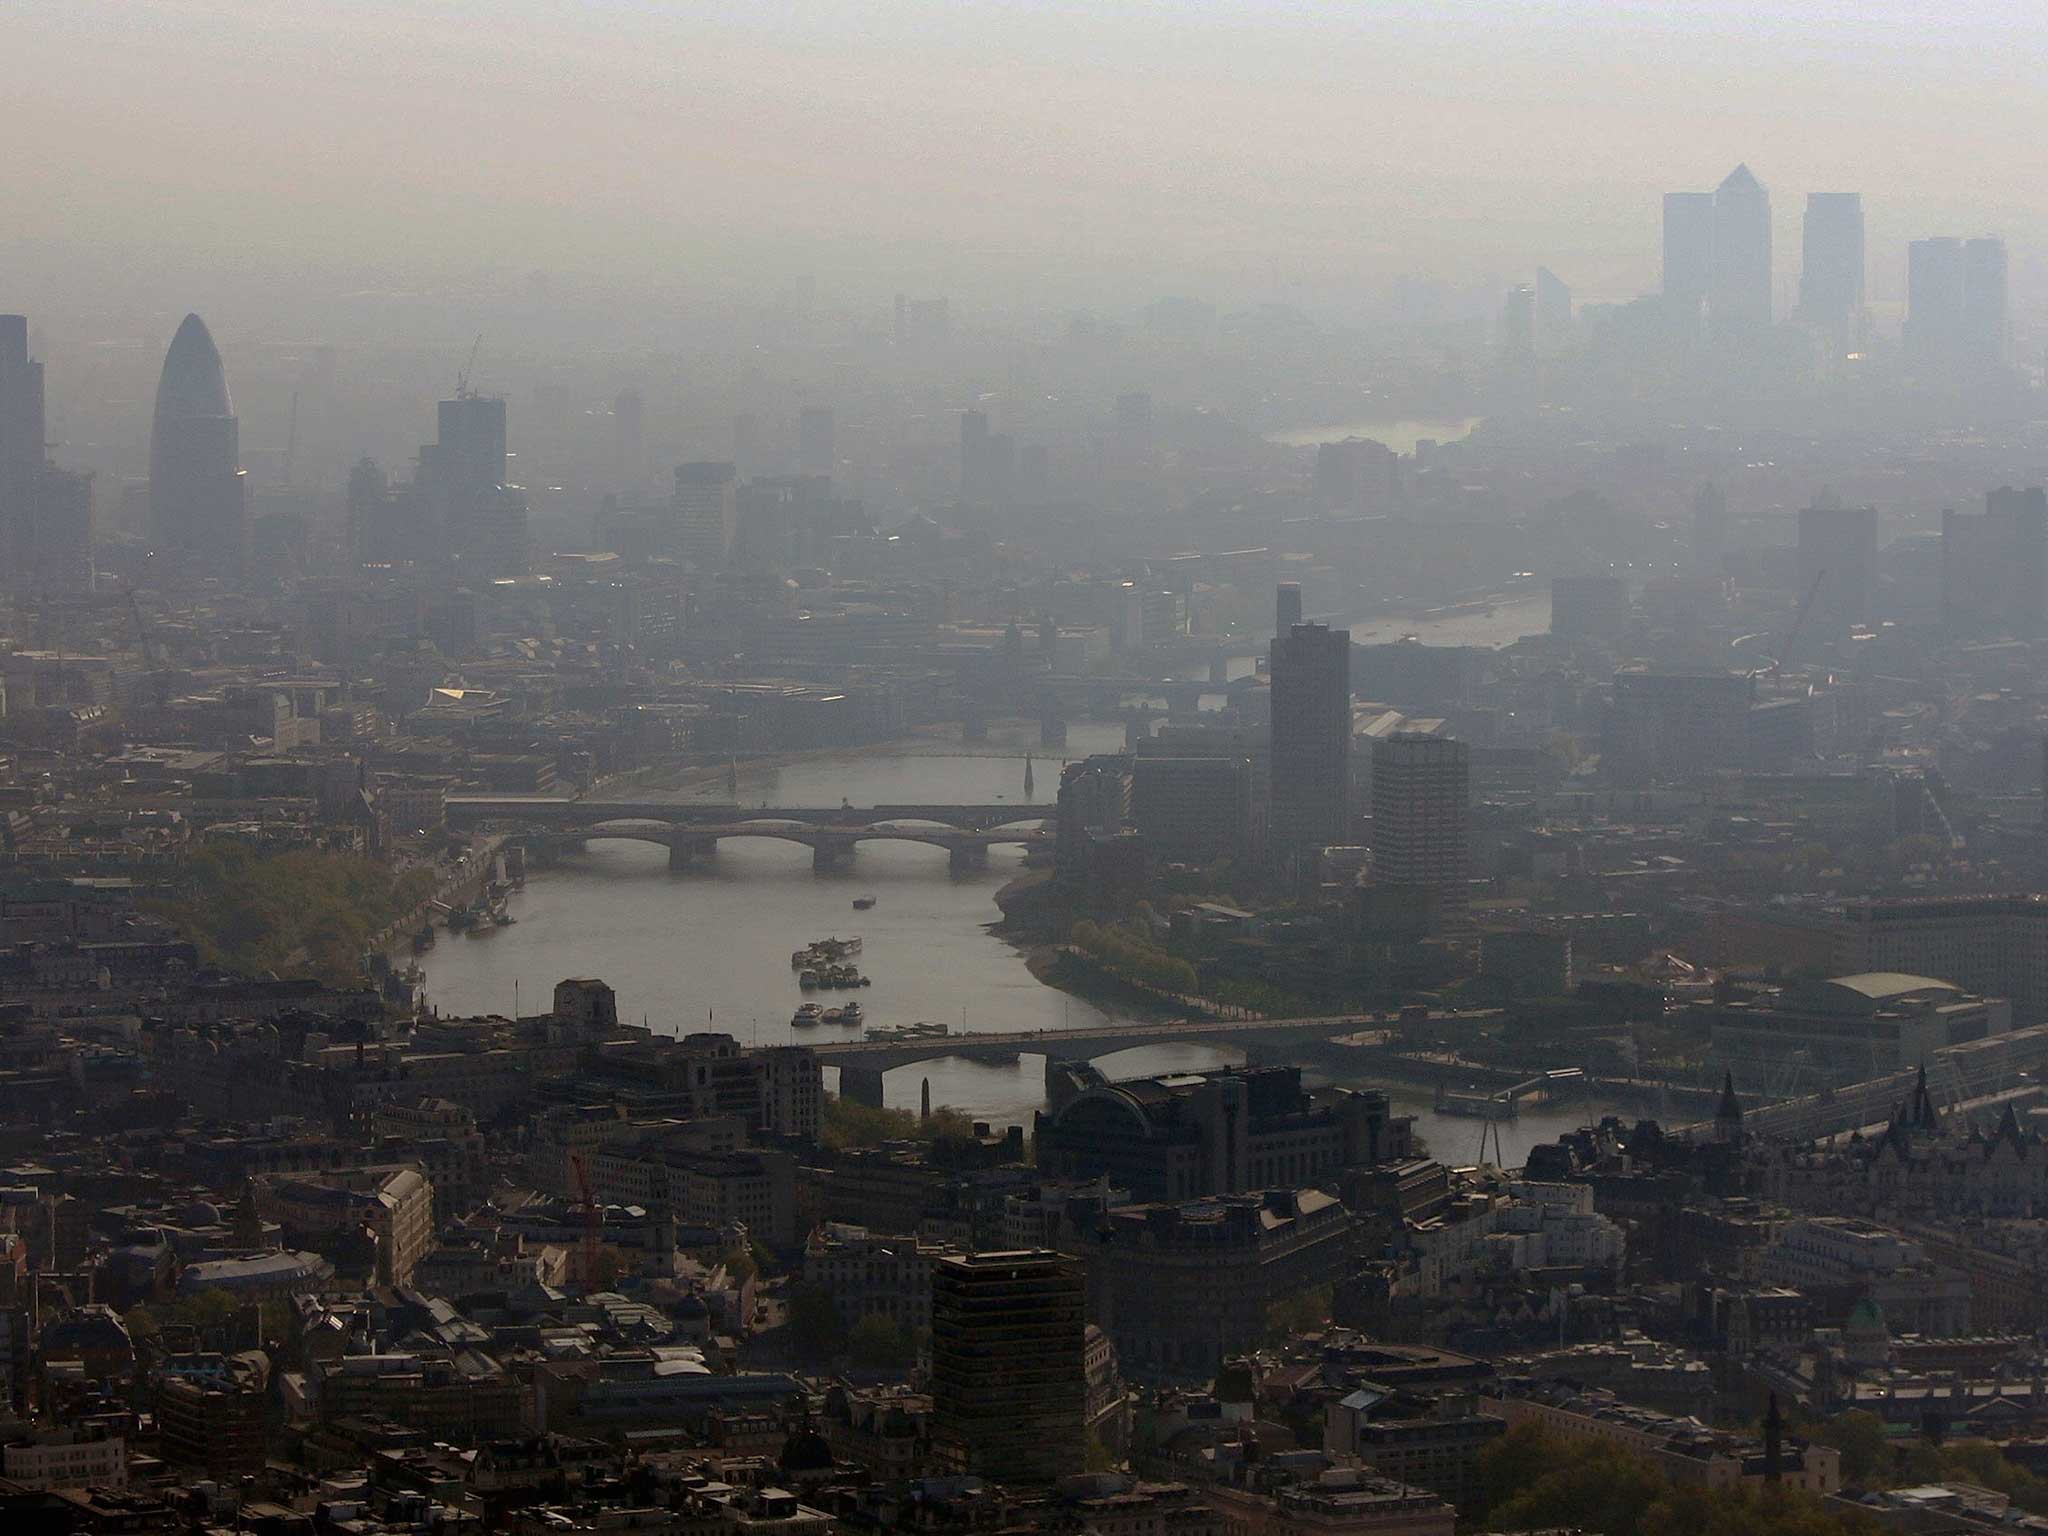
(9, 0, 2046, 321)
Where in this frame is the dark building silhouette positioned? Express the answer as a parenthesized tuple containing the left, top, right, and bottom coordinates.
(0, 315, 44, 583)
(1662, 191, 1716, 316)
(150, 313, 247, 576)
(1907, 236, 2006, 375)
(1907, 237, 1966, 367)
(1943, 486, 2048, 637)
(1795, 495, 1877, 640)
(930, 1251, 1084, 1486)
(1799, 192, 1865, 348)
(1275, 581, 1303, 633)
(1711, 163, 1772, 335)
(1371, 733, 1470, 921)
(673, 460, 738, 567)
(1550, 575, 1628, 642)
(422, 394, 527, 577)
(1962, 236, 2009, 370)
(1268, 621, 1352, 867)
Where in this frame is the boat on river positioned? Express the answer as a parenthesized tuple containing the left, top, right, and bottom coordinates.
(792, 1003, 824, 1027)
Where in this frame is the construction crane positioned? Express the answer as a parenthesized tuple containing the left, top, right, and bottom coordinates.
(569, 1150, 601, 1286)
(455, 334, 483, 400)
(1755, 568, 1826, 692)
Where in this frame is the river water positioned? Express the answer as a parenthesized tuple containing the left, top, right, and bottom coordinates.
(421, 603, 1575, 1162)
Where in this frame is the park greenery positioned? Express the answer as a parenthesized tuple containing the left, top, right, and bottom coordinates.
(1479, 1424, 1884, 1536)
(1801, 1410, 2048, 1514)
(783, 1285, 918, 1371)
(1068, 919, 1198, 995)
(153, 844, 437, 984)
(820, 1094, 976, 1151)
(126, 1289, 292, 1345)
(1265, 1284, 1334, 1341)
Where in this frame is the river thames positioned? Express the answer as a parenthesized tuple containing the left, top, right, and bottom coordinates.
(420, 593, 1571, 1162)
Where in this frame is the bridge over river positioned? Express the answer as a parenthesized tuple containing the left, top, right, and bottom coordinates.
(805, 1013, 1461, 1106)
(448, 796, 1052, 872)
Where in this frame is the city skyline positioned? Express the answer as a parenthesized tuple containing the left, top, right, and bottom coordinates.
(6, 3, 2047, 326)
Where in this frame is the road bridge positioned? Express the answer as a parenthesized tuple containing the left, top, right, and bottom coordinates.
(448, 798, 1052, 873)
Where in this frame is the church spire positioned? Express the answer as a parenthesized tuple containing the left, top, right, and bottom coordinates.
(1716, 1070, 1745, 1144)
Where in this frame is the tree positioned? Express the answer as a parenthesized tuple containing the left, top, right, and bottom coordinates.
(785, 1284, 845, 1359)
(821, 1094, 975, 1150)
(1806, 1409, 1890, 1487)
(846, 1313, 914, 1370)
(1265, 1284, 1333, 1341)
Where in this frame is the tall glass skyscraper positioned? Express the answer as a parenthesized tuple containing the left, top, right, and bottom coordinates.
(149, 313, 246, 576)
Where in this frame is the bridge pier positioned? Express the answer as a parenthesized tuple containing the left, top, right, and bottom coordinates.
(948, 843, 989, 874)
(837, 1064, 887, 1108)
(813, 840, 853, 874)
(668, 836, 713, 871)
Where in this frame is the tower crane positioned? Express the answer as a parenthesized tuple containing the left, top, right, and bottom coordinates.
(1756, 568, 1826, 693)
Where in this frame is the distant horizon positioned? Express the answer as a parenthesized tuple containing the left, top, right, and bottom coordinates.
(8, 2, 2047, 329)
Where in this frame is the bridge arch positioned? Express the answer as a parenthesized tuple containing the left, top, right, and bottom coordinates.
(578, 819, 685, 848)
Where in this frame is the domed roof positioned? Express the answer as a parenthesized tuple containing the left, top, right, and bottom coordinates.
(153, 313, 233, 423)
(778, 1427, 833, 1474)
(177, 1201, 221, 1227)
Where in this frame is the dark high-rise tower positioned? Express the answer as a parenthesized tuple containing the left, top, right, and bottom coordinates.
(1962, 237, 2009, 371)
(1796, 494, 1878, 641)
(1711, 164, 1772, 334)
(0, 315, 44, 581)
(930, 1251, 1084, 1486)
(150, 313, 246, 576)
(432, 395, 507, 492)
(421, 393, 526, 577)
(1268, 621, 1352, 868)
(1799, 192, 1865, 348)
(1906, 238, 1967, 369)
(1275, 582, 1303, 633)
(1370, 733, 1470, 922)
(1662, 191, 1716, 316)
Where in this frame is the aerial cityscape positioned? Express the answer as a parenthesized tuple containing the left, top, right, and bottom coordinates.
(8, 3, 2048, 1534)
